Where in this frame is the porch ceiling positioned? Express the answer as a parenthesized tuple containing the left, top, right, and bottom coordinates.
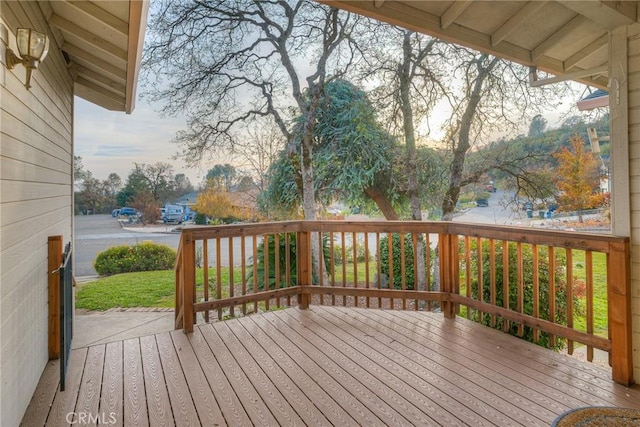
(323, 1, 640, 89)
(40, 0, 148, 113)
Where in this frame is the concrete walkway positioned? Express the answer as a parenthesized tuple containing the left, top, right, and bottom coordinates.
(73, 308, 175, 349)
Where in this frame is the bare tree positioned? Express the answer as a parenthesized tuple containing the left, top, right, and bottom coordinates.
(143, 0, 360, 221)
(440, 51, 573, 221)
(235, 118, 286, 193)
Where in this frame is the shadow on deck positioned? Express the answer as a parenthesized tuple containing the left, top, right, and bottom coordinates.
(23, 306, 640, 426)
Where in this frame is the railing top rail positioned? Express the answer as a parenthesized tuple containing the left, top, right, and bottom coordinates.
(179, 220, 627, 253)
(448, 222, 627, 253)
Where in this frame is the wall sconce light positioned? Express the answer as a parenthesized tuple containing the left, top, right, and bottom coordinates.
(4, 28, 49, 89)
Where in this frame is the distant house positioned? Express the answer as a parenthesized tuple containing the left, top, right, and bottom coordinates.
(0, 2, 148, 424)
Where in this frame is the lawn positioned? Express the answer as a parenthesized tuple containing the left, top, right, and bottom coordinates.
(76, 270, 175, 310)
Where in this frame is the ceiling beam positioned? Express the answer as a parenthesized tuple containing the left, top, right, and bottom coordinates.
(76, 76, 126, 104)
(491, 1, 548, 47)
(559, 1, 636, 30)
(49, 14, 127, 63)
(70, 63, 126, 96)
(374, 0, 385, 8)
(529, 64, 608, 87)
(531, 15, 587, 61)
(75, 82, 125, 112)
(319, 0, 608, 89)
(441, 0, 472, 29)
(564, 34, 608, 70)
(61, 42, 126, 82)
(66, 1, 129, 36)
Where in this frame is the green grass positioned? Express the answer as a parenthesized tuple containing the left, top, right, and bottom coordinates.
(570, 251, 608, 337)
(76, 270, 175, 310)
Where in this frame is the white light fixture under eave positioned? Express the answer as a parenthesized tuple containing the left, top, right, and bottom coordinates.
(4, 28, 49, 89)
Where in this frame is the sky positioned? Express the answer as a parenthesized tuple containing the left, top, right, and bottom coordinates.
(74, 88, 584, 191)
(74, 97, 207, 187)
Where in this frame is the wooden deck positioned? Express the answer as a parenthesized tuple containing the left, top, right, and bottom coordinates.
(23, 306, 640, 426)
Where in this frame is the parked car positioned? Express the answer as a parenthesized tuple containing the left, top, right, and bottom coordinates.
(476, 198, 489, 207)
(111, 209, 120, 217)
(163, 204, 185, 223)
(119, 207, 138, 216)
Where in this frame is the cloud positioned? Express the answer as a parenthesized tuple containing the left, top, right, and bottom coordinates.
(74, 97, 207, 185)
(93, 145, 144, 157)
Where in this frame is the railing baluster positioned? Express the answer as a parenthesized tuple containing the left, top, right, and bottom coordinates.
(376, 233, 382, 308)
(330, 231, 335, 306)
(241, 236, 247, 315)
(253, 235, 258, 314)
(353, 232, 359, 308)
(477, 237, 483, 323)
(517, 242, 524, 337)
(464, 236, 471, 319)
(229, 237, 235, 317)
(425, 233, 431, 311)
(203, 239, 209, 323)
(388, 232, 394, 309)
(216, 238, 222, 321)
(489, 239, 496, 328)
(286, 233, 291, 306)
(502, 240, 509, 333)
(263, 234, 270, 311)
(566, 248, 574, 355)
(341, 232, 347, 306)
(400, 233, 406, 310)
(274, 234, 280, 309)
(412, 233, 418, 310)
(364, 232, 370, 308)
(586, 250, 593, 362)
(532, 244, 539, 343)
(549, 246, 556, 348)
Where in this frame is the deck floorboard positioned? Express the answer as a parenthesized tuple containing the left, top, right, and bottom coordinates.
(22, 306, 640, 426)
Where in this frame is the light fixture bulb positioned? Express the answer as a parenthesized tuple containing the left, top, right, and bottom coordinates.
(4, 28, 50, 89)
(16, 28, 49, 64)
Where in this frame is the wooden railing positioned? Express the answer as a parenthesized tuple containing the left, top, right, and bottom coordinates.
(174, 220, 633, 385)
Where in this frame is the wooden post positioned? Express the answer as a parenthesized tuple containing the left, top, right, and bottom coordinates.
(48, 235, 63, 359)
(607, 240, 634, 385)
(183, 232, 196, 333)
(439, 232, 457, 319)
(297, 231, 311, 309)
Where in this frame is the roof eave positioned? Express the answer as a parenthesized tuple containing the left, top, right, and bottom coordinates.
(125, 0, 149, 114)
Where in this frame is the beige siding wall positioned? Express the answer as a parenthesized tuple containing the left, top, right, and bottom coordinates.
(629, 30, 640, 382)
(0, 1, 73, 425)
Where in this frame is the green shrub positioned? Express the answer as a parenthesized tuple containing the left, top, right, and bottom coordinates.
(94, 242, 176, 275)
(380, 233, 414, 289)
(464, 240, 571, 350)
(247, 233, 332, 290)
(194, 213, 207, 225)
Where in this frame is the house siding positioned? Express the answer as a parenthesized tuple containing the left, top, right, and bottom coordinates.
(0, 1, 73, 426)
(628, 30, 640, 383)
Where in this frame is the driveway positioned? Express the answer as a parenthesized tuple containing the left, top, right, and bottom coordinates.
(74, 215, 180, 277)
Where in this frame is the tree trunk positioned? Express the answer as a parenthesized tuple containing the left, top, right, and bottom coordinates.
(441, 55, 500, 221)
(364, 187, 400, 220)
